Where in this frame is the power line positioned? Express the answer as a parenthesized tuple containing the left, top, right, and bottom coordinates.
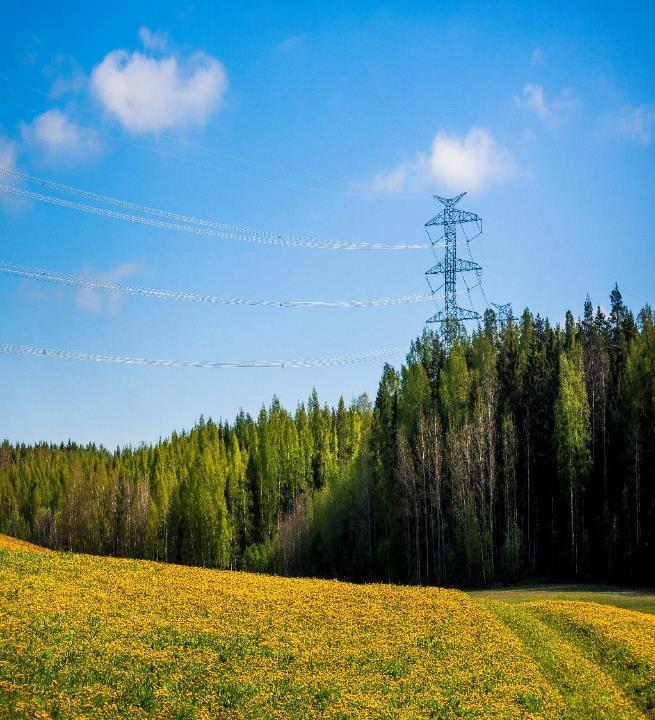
(0, 343, 404, 369)
(0, 260, 437, 308)
(2, 167, 437, 250)
(0, 178, 434, 251)
(461, 219, 490, 309)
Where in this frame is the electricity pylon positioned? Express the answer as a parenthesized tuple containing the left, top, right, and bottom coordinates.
(425, 193, 482, 348)
(492, 302, 516, 327)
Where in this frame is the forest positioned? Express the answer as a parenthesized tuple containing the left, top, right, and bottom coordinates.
(0, 284, 653, 587)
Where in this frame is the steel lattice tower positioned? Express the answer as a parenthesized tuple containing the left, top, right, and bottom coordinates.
(492, 302, 516, 327)
(425, 193, 482, 348)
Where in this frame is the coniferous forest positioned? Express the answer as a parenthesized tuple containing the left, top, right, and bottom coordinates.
(1, 286, 653, 587)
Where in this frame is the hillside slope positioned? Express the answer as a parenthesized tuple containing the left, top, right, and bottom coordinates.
(0, 535, 653, 719)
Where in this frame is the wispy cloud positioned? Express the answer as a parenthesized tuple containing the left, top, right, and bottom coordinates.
(91, 46, 228, 134)
(43, 54, 87, 98)
(275, 35, 305, 53)
(530, 48, 545, 67)
(0, 135, 17, 173)
(514, 83, 580, 123)
(0, 135, 25, 211)
(75, 261, 141, 314)
(138, 26, 169, 52)
(21, 109, 101, 164)
(615, 104, 655, 146)
(367, 127, 517, 195)
(369, 164, 410, 193)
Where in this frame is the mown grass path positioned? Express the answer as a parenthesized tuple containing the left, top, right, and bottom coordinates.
(523, 602, 655, 717)
(484, 600, 648, 719)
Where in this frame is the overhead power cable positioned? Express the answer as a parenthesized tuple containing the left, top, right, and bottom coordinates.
(462, 219, 490, 308)
(0, 174, 434, 251)
(0, 260, 437, 308)
(2, 167, 436, 249)
(0, 343, 404, 369)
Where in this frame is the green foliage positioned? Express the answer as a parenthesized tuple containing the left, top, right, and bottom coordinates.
(439, 342, 471, 428)
(555, 349, 591, 482)
(555, 345, 591, 576)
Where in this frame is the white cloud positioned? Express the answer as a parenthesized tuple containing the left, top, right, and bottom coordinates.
(139, 26, 169, 52)
(514, 83, 579, 122)
(530, 48, 545, 67)
(429, 128, 517, 191)
(21, 109, 101, 163)
(368, 127, 517, 194)
(616, 104, 655, 146)
(75, 261, 140, 314)
(91, 48, 227, 133)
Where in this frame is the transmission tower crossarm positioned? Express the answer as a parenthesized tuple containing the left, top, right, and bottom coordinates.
(425, 257, 480, 285)
(455, 258, 481, 272)
(435, 192, 466, 207)
(426, 306, 480, 324)
(492, 302, 516, 325)
(425, 261, 445, 275)
(425, 209, 481, 227)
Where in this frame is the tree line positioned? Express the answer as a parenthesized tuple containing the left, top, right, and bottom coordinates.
(0, 285, 653, 586)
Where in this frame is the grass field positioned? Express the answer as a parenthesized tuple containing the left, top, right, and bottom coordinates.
(1, 535, 654, 719)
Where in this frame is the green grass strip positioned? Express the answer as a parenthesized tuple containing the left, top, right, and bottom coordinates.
(485, 600, 644, 720)
(524, 603, 655, 718)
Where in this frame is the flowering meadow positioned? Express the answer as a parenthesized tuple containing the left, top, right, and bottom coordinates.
(0, 534, 653, 719)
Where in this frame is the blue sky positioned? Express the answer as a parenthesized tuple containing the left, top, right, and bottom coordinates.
(1, 1, 654, 446)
